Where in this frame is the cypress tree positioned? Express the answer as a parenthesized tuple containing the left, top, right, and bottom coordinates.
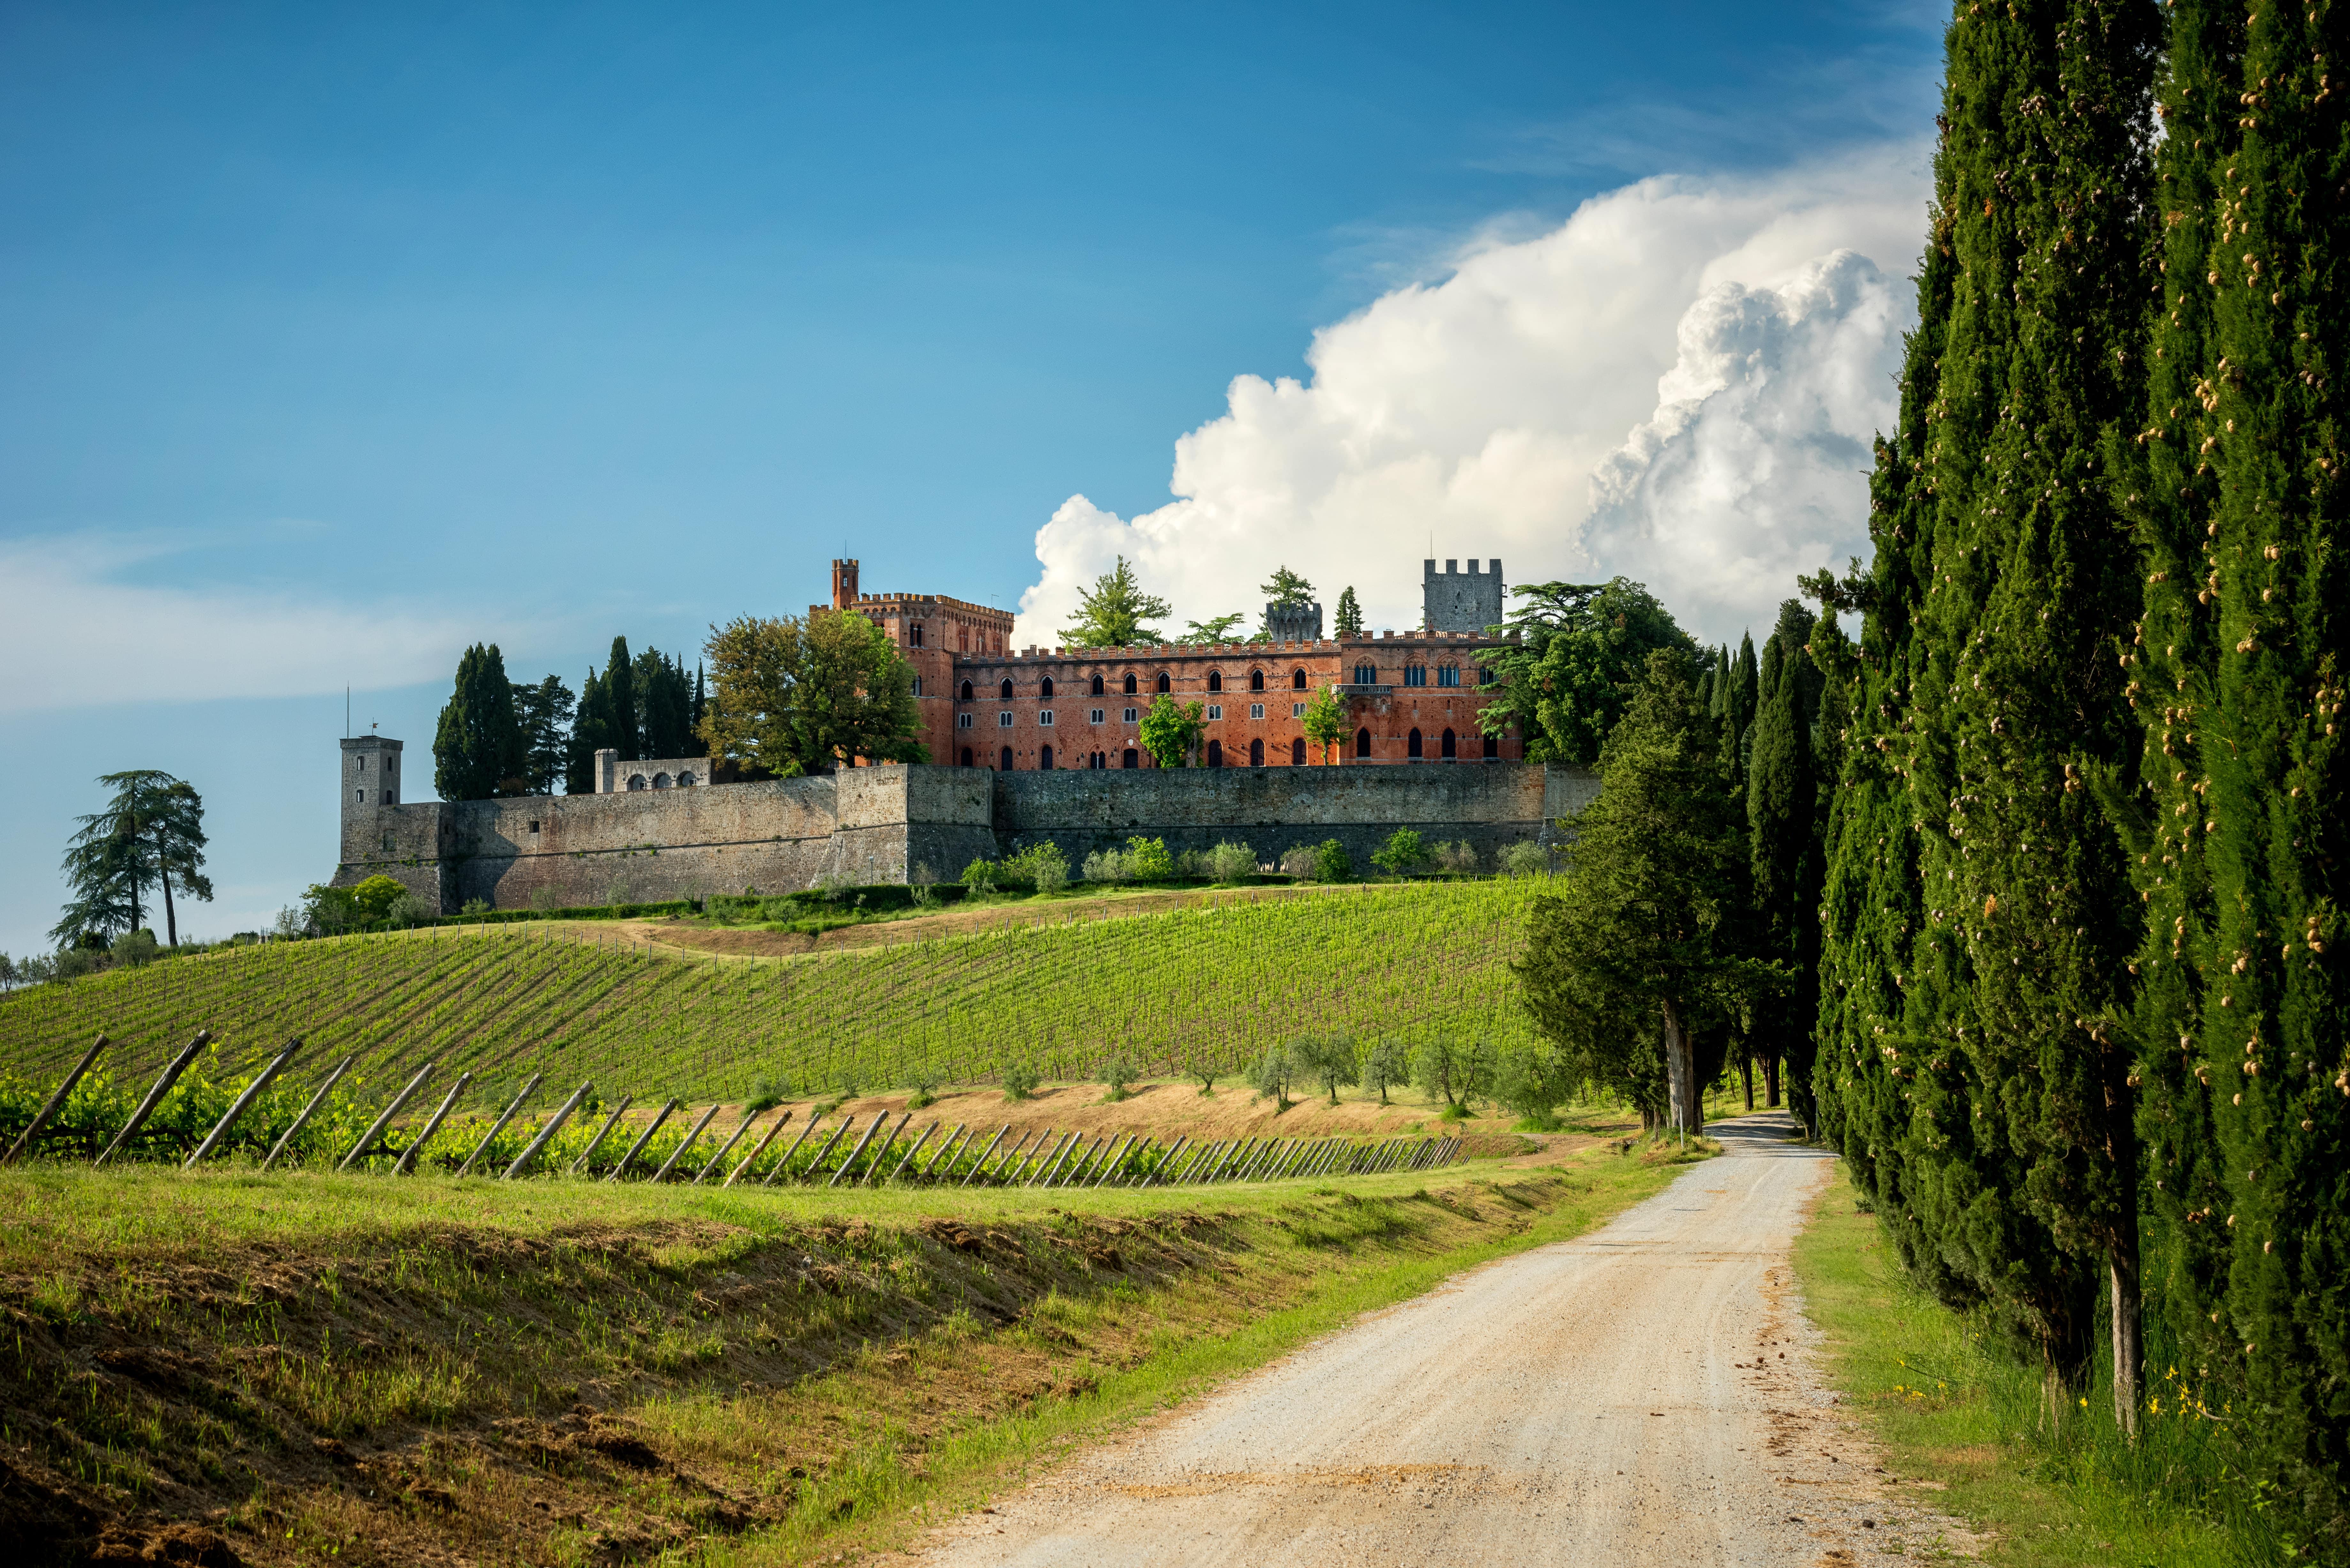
(565, 667, 607, 794)
(604, 636, 637, 760)
(1749, 599, 1824, 1120)
(1725, 632, 1759, 787)
(1335, 586, 1363, 638)
(432, 643, 526, 801)
(2114, 0, 2348, 1522)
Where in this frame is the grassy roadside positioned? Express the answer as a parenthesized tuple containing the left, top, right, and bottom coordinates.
(1793, 1162, 2283, 1568)
(1, 1138, 1708, 1566)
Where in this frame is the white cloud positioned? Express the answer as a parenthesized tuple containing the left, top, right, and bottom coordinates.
(0, 533, 484, 713)
(1014, 142, 1928, 648)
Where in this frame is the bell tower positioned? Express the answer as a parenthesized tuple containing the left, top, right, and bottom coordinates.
(831, 558, 860, 609)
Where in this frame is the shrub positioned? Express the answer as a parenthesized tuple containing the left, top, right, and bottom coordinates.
(1001, 1060, 1040, 1099)
(459, 897, 495, 917)
(109, 930, 161, 967)
(1207, 841, 1255, 883)
(386, 892, 437, 928)
(1499, 840, 1550, 878)
(961, 858, 1000, 895)
(350, 874, 408, 924)
(1082, 847, 1130, 885)
(1314, 839, 1352, 882)
(745, 1075, 787, 1114)
(1253, 1044, 1295, 1111)
(1362, 1039, 1413, 1104)
(1124, 836, 1175, 881)
(907, 1072, 939, 1110)
(1279, 845, 1320, 879)
(1371, 828, 1432, 878)
(1005, 842, 1069, 895)
(1435, 840, 1479, 873)
(1100, 1055, 1133, 1102)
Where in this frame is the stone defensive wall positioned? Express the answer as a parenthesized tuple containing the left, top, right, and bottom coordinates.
(335, 760, 1596, 914)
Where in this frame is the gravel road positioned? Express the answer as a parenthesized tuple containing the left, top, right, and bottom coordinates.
(916, 1112, 1975, 1567)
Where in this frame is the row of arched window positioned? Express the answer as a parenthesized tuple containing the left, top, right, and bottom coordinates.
(955, 730, 1500, 770)
(624, 770, 699, 790)
(958, 669, 1312, 702)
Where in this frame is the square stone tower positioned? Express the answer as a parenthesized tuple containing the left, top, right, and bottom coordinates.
(341, 734, 405, 814)
(1423, 558, 1505, 634)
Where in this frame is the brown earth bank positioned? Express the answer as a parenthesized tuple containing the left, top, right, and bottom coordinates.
(0, 1160, 1622, 1567)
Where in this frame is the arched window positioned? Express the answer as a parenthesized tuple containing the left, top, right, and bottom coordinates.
(1000, 678, 1014, 700)
(1156, 672, 1170, 693)
(910, 623, 924, 646)
(678, 771, 696, 786)
(1001, 746, 1014, 770)
(1040, 676, 1055, 697)
(1355, 727, 1372, 758)
(1040, 744, 1054, 770)
(1249, 738, 1264, 766)
(959, 680, 974, 701)
(1123, 673, 1137, 695)
(628, 773, 648, 790)
(1091, 674, 1105, 696)
(653, 773, 673, 788)
(959, 747, 974, 767)
(1292, 669, 1307, 690)
(1122, 747, 1139, 769)
(1249, 669, 1265, 691)
(1406, 729, 1423, 759)
(1441, 728, 1457, 759)
(1207, 670, 1223, 692)
(1352, 663, 1376, 685)
(1482, 733, 1499, 759)
(1206, 739, 1223, 767)
(1437, 666, 1461, 687)
(1291, 737, 1306, 765)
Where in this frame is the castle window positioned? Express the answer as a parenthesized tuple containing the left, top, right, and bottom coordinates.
(912, 675, 923, 697)
(1483, 733, 1499, 759)
(1206, 704, 1222, 720)
(529, 820, 540, 834)
(910, 623, 924, 646)
(960, 746, 974, 766)
(1207, 739, 1223, 767)
(380, 833, 394, 851)
(1249, 738, 1264, 766)
(1404, 665, 1427, 687)
(355, 788, 366, 803)
(1207, 670, 1223, 692)
(1406, 729, 1423, 758)
(1440, 728, 1457, 759)
(384, 791, 396, 805)
(1353, 664, 1376, 685)
(356, 755, 366, 771)
(678, 771, 695, 785)
(1040, 676, 1055, 697)
(1290, 738, 1306, 765)
(1249, 703, 1264, 720)
(997, 711, 1014, 727)
(1475, 667, 1494, 685)
(1249, 669, 1265, 691)
(960, 680, 974, 700)
(1291, 669, 1306, 690)
(1122, 748, 1139, 769)
(1292, 702, 1306, 718)
(653, 773, 672, 788)
(1155, 672, 1170, 693)
(1355, 727, 1371, 758)
(1091, 674, 1105, 696)
(1438, 666, 1461, 687)
(628, 774, 648, 789)
(1001, 746, 1013, 770)
(958, 713, 974, 728)
(1000, 678, 1014, 700)
(1123, 707, 1138, 723)
(1123, 674, 1137, 695)
(1089, 708, 1104, 724)
(1040, 709, 1054, 726)
(1041, 744, 1054, 769)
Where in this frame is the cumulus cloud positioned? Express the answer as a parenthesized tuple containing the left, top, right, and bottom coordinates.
(0, 533, 484, 713)
(1015, 142, 1929, 648)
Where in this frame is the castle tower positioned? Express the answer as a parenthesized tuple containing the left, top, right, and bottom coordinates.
(1265, 601, 1323, 643)
(1423, 557, 1505, 634)
(341, 734, 405, 815)
(831, 558, 860, 610)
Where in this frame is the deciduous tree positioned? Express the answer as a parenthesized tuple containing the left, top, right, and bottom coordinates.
(700, 610, 924, 778)
(1475, 579, 1694, 764)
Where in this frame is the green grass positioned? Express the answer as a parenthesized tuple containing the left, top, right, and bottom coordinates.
(0, 880, 1548, 1108)
(1794, 1161, 2293, 1568)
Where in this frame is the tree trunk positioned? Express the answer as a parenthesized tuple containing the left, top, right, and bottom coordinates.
(2104, 1048, 2143, 1440)
(158, 854, 178, 948)
(1740, 1054, 1755, 1111)
(1763, 1052, 1781, 1108)
(1661, 996, 1697, 1136)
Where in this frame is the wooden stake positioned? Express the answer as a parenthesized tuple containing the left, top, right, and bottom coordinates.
(4, 1033, 108, 1165)
(724, 1110, 793, 1188)
(505, 1081, 593, 1179)
(760, 1112, 825, 1187)
(455, 1073, 542, 1177)
(394, 1072, 473, 1175)
(692, 1105, 761, 1187)
(340, 1059, 440, 1172)
(262, 1056, 355, 1172)
(653, 1103, 723, 1183)
(570, 1097, 633, 1174)
(95, 1030, 212, 1167)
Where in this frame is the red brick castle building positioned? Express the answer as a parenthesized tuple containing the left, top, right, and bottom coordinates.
(817, 557, 1522, 771)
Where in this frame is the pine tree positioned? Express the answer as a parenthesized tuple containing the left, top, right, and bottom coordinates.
(2112, 0, 2349, 1514)
(513, 674, 575, 796)
(1335, 586, 1363, 637)
(433, 643, 527, 801)
(1061, 557, 1171, 647)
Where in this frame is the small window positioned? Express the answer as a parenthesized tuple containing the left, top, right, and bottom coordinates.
(1406, 729, 1423, 758)
(355, 788, 366, 803)
(1207, 739, 1223, 767)
(1438, 666, 1461, 687)
(356, 755, 366, 771)
(960, 679, 974, 700)
(997, 710, 1013, 727)
(1089, 708, 1105, 724)
(628, 774, 648, 789)
(1206, 704, 1222, 720)
(1250, 703, 1265, 720)
(1041, 676, 1055, 697)
(1122, 748, 1139, 769)
(1249, 738, 1264, 766)
(1476, 666, 1494, 685)
(910, 623, 924, 646)
(1041, 744, 1054, 769)
(1355, 727, 1372, 758)
(380, 833, 394, 851)
(960, 746, 974, 766)
(1404, 665, 1427, 687)
(1123, 673, 1137, 695)
(1353, 663, 1376, 685)
(911, 675, 923, 697)
(1123, 707, 1138, 723)
(958, 713, 974, 728)
(678, 771, 695, 786)
(1483, 733, 1500, 759)
(1250, 669, 1265, 691)
(653, 773, 672, 788)
(1091, 674, 1105, 696)
(1001, 746, 1014, 770)
(529, 819, 541, 834)
(1156, 672, 1170, 693)
(1040, 709, 1055, 726)
(1291, 737, 1306, 765)
(1000, 678, 1014, 700)
(1208, 670, 1223, 692)
(1292, 669, 1307, 690)
(1441, 727, 1457, 758)
(1292, 702, 1306, 718)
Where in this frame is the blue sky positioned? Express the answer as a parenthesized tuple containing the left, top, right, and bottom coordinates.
(0, 1, 1943, 954)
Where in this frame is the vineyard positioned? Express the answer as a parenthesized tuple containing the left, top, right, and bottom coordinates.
(0, 881, 1546, 1121)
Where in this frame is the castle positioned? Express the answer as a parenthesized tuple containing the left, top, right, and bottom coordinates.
(334, 555, 1590, 912)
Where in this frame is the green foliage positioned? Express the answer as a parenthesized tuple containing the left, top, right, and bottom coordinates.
(1744, 599, 1826, 1134)
(1499, 840, 1550, 878)
(1515, 649, 1777, 1133)
(434, 642, 528, 801)
(1179, 613, 1247, 644)
(1000, 1060, 1040, 1100)
(1493, 1038, 1575, 1130)
(1300, 684, 1347, 761)
(1138, 695, 1204, 767)
(1122, 836, 1174, 881)
(55, 770, 211, 948)
(1060, 556, 1170, 648)
(960, 858, 1000, 895)
(1259, 565, 1315, 610)
(1361, 1039, 1411, 1104)
(633, 646, 698, 760)
(1205, 841, 1255, 884)
(1371, 828, 1431, 878)
(512, 674, 576, 797)
(1476, 578, 1696, 764)
(1252, 1043, 1294, 1111)
(1099, 1055, 1133, 1102)
(1001, 842, 1069, 895)
(1315, 840, 1353, 882)
(348, 876, 408, 925)
(1412, 1037, 1491, 1113)
(1334, 586, 1362, 638)
(1289, 1035, 1357, 1104)
(700, 610, 924, 777)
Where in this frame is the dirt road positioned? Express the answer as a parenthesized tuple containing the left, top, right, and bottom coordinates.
(917, 1112, 1970, 1566)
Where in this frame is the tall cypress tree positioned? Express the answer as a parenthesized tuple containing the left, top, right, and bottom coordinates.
(1725, 632, 1760, 787)
(432, 643, 526, 801)
(604, 636, 638, 760)
(2112, 0, 2349, 1520)
(1750, 599, 1824, 1120)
